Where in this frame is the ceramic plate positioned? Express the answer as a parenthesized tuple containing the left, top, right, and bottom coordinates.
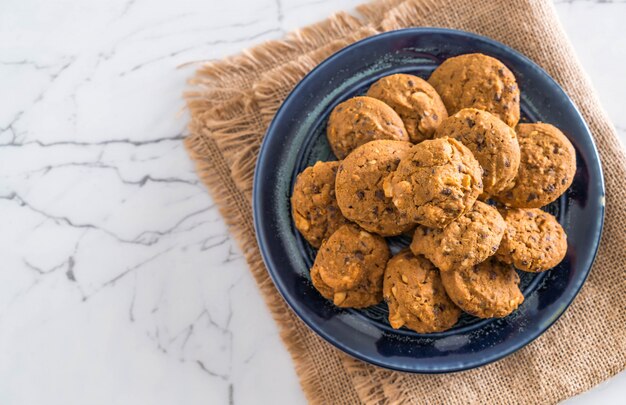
(253, 28, 605, 373)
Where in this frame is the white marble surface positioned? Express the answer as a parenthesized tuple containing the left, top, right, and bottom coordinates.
(0, 0, 624, 404)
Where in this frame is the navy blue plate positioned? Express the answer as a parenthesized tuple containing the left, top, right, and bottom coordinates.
(253, 28, 604, 373)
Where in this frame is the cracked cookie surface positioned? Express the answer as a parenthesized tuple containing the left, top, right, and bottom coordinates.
(435, 108, 520, 197)
(366, 73, 448, 143)
(428, 53, 520, 127)
(326, 96, 408, 159)
(335, 140, 414, 236)
(411, 201, 506, 272)
(496, 123, 576, 208)
(383, 249, 460, 333)
(441, 258, 524, 318)
(310, 224, 390, 308)
(383, 137, 483, 229)
(291, 161, 349, 248)
(495, 208, 567, 272)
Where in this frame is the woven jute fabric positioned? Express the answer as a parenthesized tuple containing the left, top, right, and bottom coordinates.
(184, 0, 626, 403)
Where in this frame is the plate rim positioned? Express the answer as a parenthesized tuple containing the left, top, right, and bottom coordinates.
(252, 27, 606, 373)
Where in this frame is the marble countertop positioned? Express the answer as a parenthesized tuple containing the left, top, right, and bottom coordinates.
(0, 0, 624, 403)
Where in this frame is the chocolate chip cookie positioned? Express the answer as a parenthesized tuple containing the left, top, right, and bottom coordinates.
(310, 224, 390, 308)
(383, 137, 483, 228)
(496, 123, 576, 208)
(326, 96, 409, 159)
(366, 73, 448, 143)
(428, 53, 520, 127)
(291, 161, 349, 248)
(383, 249, 461, 333)
(410, 201, 506, 272)
(496, 208, 567, 272)
(335, 140, 414, 236)
(441, 258, 524, 318)
(435, 108, 521, 197)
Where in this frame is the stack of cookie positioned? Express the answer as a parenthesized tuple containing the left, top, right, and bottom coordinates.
(291, 53, 576, 333)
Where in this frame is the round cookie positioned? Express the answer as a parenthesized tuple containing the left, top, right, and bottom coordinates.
(435, 108, 521, 197)
(310, 224, 390, 308)
(326, 96, 409, 159)
(496, 123, 576, 208)
(291, 161, 349, 248)
(335, 140, 414, 236)
(441, 258, 524, 318)
(383, 250, 461, 333)
(410, 201, 506, 272)
(428, 53, 520, 127)
(383, 137, 483, 229)
(366, 73, 448, 143)
(495, 208, 567, 272)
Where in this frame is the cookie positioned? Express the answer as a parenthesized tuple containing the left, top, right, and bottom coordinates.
(310, 224, 390, 308)
(410, 201, 506, 272)
(495, 123, 576, 208)
(326, 96, 409, 159)
(441, 258, 524, 318)
(335, 140, 414, 236)
(366, 73, 448, 143)
(383, 137, 483, 228)
(428, 53, 520, 127)
(291, 161, 349, 248)
(495, 208, 567, 272)
(435, 108, 520, 197)
(383, 250, 461, 333)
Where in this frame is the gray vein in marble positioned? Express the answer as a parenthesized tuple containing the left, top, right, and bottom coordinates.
(24, 161, 199, 188)
(0, 192, 213, 247)
(119, 28, 282, 76)
(1, 134, 185, 148)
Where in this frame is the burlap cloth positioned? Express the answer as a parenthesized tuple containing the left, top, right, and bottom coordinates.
(184, 0, 626, 403)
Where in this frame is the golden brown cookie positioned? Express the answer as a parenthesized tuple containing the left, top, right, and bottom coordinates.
(326, 96, 409, 159)
(441, 258, 524, 318)
(428, 53, 520, 127)
(383, 137, 483, 229)
(435, 108, 520, 197)
(495, 208, 567, 272)
(495, 123, 576, 208)
(335, 140, 414, 236)
(291, 161, 349, 248)
(383, 250, 461, 333)
(366, 73, 448, 143)
(310, 224, 390, 308)
(410, 201, 506, 272)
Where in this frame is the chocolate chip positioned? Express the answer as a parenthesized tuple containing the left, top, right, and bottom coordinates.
(371, 206, 379, 215)
(385, 121, 391, 126)
(336, 106, 344, 112)
(458, 164, 463, 172)
(497, 68, 505, 77)
(561, 177, 568, 185)
(356, 190, 365, 200)
(546, 184, 556, 193)
(432, 114, 439, 121)
(504, 158, 510, 168)
(441, 188, 452, 196)
(374, 190, 385, 200)
(354, 250, 365, 261)
(494, 93, 502, 102)
(489, 271, 497, 280)
(465, 118, 475, 128)
(385, 207, 394, 214)
(553, 146, 560, 154)
(311, 185, 320, 193)
(407, 80, 415, 87)
(526, 192, 537, 202)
